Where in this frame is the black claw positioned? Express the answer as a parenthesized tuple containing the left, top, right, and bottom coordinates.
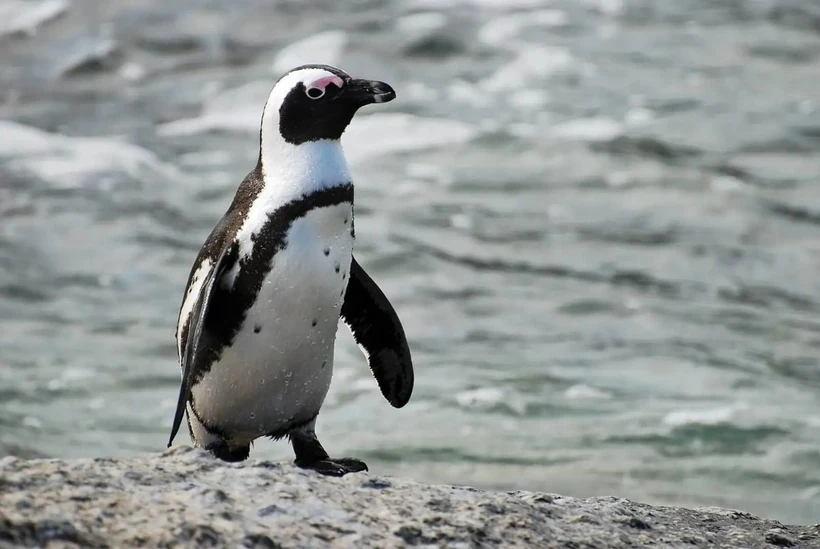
(296, 457, 368, 477)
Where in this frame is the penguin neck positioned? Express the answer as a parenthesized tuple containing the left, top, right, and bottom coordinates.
(258, 128, 352, 207)
(228, 132, 353, 285)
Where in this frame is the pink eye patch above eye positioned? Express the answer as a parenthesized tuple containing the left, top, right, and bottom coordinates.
(307, 76, 344, 92)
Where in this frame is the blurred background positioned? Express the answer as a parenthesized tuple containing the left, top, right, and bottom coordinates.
(1, 0, 820, 525)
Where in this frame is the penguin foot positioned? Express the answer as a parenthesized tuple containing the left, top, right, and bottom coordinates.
(288, 418, 367, 476)
(295, 457, 368, 477)
(205, 440, 250, 462)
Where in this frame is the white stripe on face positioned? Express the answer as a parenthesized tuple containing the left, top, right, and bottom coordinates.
(264, 67, 346, 118)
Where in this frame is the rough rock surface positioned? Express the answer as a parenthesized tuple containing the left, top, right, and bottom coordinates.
(0, 447, 818, 548)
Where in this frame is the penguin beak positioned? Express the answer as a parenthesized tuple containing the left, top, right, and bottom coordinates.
(340, 78, 396, 106)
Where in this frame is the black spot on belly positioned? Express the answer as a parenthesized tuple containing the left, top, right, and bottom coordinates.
(312, 319, 318, 327)
(321, 360, 327, 369)
(254, 324, 262, 334)
(344, 218, 348, 224)
(323, 247, 330, 256)
(342, 272, 346, 280)
(334, 263, 340, 273)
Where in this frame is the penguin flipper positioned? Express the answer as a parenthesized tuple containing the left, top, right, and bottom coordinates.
(168, 253, 229, 447)
(341, 256, 413, 408)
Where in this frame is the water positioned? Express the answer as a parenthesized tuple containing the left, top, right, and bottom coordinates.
(1, 0, 820, 525)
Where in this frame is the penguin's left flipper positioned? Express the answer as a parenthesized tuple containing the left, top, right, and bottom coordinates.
(342, 256, 414, 408)
(167, 253, 230, 447)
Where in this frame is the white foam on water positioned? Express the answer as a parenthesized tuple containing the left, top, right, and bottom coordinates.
(404, 81, 441, 103)
(447, 80, 493, 107)
(470, 0, 547, 7)
(799, 99, 816, 114)
(625, 107, 654, 126)
(405, 162, 454, 185)
(158, 107, 259, 137)
(411, 0, 548, 8)
(799, 486, 820, 500)
(177, 149, 234, 168)
(350, 378, 374, 391)
(510, 89, 549, 109)
(478, 10, 568, 47)
(344, 113, 478, 163)
(395, 12, 448, 35)
(605, 170, 632, 188)
(450, 213, 473, 230)
(272, 30, 347, 75)
(565, 384, 611, 400)
(550, 117, 622, 142)
(0, 0, 69, 37)
(663, 405, 744, 427)
(594, 0, 625, 16)
(208, 81, 271, 113)
(480, 45, 573, 93)
(332, 366, 357, 384)
(47, 33, 117, 79)
(710, 175, 745, 194)
(158, 81, 270, 137)
(455, 387, 528, 416)
(119, 62, 146, 82)
(455, 387, 506, 409)
(22, 416, 43, 429)
(0, 120, 57, 156)
(46, 367, 96, 391)
(0, 120, 180, 185)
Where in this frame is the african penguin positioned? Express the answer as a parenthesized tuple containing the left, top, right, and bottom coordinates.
(167, 65, 414, 477)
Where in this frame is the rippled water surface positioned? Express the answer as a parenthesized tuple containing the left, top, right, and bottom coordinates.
(2, 0, 820, 524)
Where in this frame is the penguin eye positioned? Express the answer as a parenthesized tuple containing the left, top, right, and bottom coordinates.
(306, 87, 325, 100)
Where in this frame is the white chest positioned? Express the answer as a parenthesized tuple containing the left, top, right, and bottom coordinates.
(246, 202, 354, 342)
(191, 202, 354, 440)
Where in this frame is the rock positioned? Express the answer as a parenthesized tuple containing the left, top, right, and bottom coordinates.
(0, 447, 817, 548)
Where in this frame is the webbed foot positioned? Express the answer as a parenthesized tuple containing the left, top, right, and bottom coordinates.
(296, 457, 368, 477)
(289, 418, 368, 477)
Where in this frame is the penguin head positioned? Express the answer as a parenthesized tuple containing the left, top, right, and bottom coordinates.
(261, 65, 395, 147)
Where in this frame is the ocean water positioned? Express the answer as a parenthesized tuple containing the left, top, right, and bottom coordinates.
(2, 0, 820, 525)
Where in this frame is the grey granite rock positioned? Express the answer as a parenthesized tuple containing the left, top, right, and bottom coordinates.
(0, 447, 818, 548)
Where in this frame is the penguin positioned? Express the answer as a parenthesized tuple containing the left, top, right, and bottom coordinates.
(167, 65, 413, 477)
